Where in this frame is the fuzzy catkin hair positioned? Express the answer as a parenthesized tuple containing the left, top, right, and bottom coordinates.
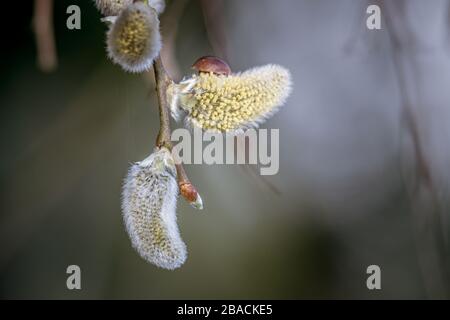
(148, 0, 166, 15)
(94, 0, 133, 16)
(122, 148, 187, 270)
(107, 2, 162, 73)
(168, 64, 292, 134)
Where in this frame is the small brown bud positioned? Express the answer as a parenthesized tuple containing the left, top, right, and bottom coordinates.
(180, 182, 203, 210)
(192, 56, 231, 76)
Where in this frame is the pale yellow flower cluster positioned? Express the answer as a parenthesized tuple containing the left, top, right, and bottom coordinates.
(107, 2, 161, 73)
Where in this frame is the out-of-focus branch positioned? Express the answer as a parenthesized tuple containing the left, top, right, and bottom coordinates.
(33, 0, 57, 72)
(235, 135, 281, 195)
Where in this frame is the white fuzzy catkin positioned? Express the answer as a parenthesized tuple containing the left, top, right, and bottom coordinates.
(168, 64, 292, 134)
(107, 2, 162, 73)
(122, 148, 187, 270)
(94, 0, 133, 16)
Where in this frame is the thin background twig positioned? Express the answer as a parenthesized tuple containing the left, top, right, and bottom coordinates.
(33, 0, 58, 72)
(381, 0, 450, 298)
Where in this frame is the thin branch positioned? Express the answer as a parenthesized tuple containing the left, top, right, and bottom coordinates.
(33, 0, 57, 72)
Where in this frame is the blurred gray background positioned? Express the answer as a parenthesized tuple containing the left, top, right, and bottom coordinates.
(1, 0, 450, 299)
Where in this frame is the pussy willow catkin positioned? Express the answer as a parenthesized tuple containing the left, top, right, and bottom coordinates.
(168, 64, 292, 134)
(122, 148, 187, 270)
(95, 0, 165, 16)
(107, 1, 162, 73)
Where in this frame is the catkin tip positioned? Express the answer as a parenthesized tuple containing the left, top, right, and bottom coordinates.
(107, 2, 162, 73)
(94, 0, 133, 17)
(122, 148, 187, 270)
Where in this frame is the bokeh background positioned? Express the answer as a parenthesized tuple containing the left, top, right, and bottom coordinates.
(1, 0, 450, 299)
